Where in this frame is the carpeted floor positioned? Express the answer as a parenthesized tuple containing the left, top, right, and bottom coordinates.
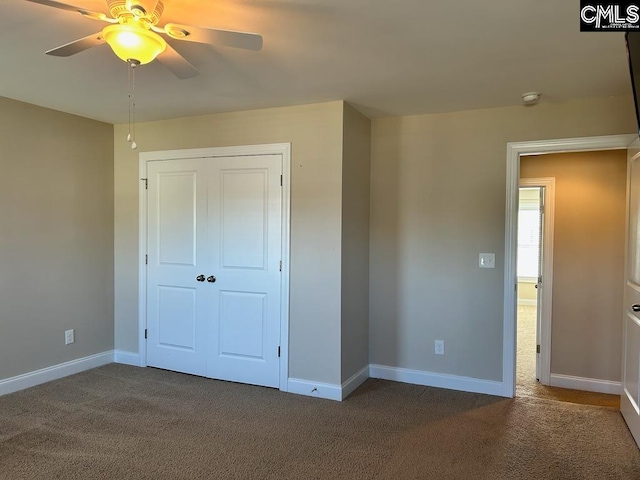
(517, 305, 620, 408)
(1, 364, 639, 479)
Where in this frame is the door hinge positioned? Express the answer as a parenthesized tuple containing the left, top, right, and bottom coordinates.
(280, 175, 283, 186)
(279, 260, 282, 272)
(536, 344, 540, 354)
(141, 178, 148, 190)
(278, 346, 281, 357)
(145, 254, 148, 265)
(145, 328, 148, 340)
(540, 205, 544, 214)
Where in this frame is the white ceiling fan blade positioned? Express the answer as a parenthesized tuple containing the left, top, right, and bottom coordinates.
(156, 44, 199, 79)
(24, 0, 116, 22)
(46, 32, 105, 57)
(160, 23, 263, 51)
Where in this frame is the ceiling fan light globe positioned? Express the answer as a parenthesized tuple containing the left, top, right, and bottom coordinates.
(102, 24, 166, 64)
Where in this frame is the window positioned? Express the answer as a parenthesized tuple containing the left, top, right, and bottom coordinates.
(517, 188, 542, 279)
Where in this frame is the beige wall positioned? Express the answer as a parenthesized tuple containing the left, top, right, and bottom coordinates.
(370, 95, 635, 382)
(341, 103, 372, 382)
(521, 151, 627, 382)
(114, 101, 346, 385)
(0, 97, 114, 380)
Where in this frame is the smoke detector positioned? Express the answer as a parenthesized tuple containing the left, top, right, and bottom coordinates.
(522, 92, 541, 106)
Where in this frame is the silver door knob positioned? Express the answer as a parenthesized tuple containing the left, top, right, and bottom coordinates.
(207, 275, 216, 283)
(196, 275, 205, 282)
(632, 304, 640, 312)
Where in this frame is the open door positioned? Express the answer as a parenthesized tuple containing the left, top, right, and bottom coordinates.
(535, 186, 545, 382)
(622, 137, 640, 448)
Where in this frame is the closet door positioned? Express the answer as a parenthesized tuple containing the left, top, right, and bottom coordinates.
(622, 139, 640, 447)
(146, 158, 212, 376)
(207, 155, 282, 388)
(145, 154, 283, 389)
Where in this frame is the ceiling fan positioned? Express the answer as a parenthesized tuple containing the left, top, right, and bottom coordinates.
(24, 0, 264, 79)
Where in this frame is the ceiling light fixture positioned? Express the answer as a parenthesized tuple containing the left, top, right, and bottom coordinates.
(102, 18, 166, 65)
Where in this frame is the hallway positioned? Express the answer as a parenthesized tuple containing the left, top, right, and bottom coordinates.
(517, 305, 619, 408)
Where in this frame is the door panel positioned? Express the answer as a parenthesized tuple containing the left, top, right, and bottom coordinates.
(219, 291, 267, 359)
(157, 173, 197, 266)
(221, 169, 269, 270)
(158, 286, 197, 350)
(624, 313, 640, 411)
(146, 160, 211, 377)
(622, 138, 640, 447)
(208, 156, 282, 388)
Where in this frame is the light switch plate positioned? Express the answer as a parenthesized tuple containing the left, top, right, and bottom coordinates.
(479, 253, 495, 269)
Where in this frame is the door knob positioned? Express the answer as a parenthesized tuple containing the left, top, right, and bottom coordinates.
(196, 275, 205, 282)
(632, 304, 640, 312)
(207, 275, 216, 283)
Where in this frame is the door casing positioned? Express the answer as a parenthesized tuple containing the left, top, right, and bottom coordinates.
(503, 134, 637, 398)
(137, 143, 292, 392)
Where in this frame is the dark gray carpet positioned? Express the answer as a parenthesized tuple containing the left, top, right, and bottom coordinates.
(1, 364, 639, 479)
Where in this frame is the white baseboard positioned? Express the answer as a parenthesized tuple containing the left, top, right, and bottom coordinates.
(517, 299, 537, 307)
(369, 364, 504, 397)
(0, 351, 114, 397)
(341, 365, 369, 400)
(114, 350, 141, 366)
(287, 378, 342, 401)
(549, 373, 621, 395)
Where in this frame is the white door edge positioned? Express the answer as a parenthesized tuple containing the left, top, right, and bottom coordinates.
(502, 134, 636, 398)
(518, 178, 555, 386)
(137, 143, 292, 392)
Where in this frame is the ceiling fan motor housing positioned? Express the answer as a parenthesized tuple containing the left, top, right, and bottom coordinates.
(107, 0, 164, 25)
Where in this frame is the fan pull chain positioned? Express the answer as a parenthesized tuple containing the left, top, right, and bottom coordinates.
(127, 60, 138, 150)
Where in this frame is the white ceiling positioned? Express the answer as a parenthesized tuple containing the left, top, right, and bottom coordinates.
(0, 0, 632, 124)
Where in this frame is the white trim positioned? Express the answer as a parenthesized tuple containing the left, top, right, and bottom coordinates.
(518, 277, 538, 283)
(503, 134, 637, 398)
(113, 351, 141, 366)
(0, 351, 113, 397)
(369, 364, 504, 397)
(138, 143, 292, 389)
(341, 365, 370, 400)
(138, 154, 148, 368)
(279, 145, 292, 390)
(287, 378, 343, 401)
(549, 374, 621, 395)
(519, 177, 555, 386)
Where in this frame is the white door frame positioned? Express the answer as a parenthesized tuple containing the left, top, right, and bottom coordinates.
(518, 178, 555, 386)
(137, 143, 292, 392)
(503, 134, 636, 398)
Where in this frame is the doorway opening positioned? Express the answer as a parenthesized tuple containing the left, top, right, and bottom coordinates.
(516, 186, 543, 392)
(516, 177, 554, 398)
(503, 135, 636, 405)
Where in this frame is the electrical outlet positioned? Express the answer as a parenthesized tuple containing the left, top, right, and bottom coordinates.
(435, 340, 445, 355)
(65, 329, 75, 345)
